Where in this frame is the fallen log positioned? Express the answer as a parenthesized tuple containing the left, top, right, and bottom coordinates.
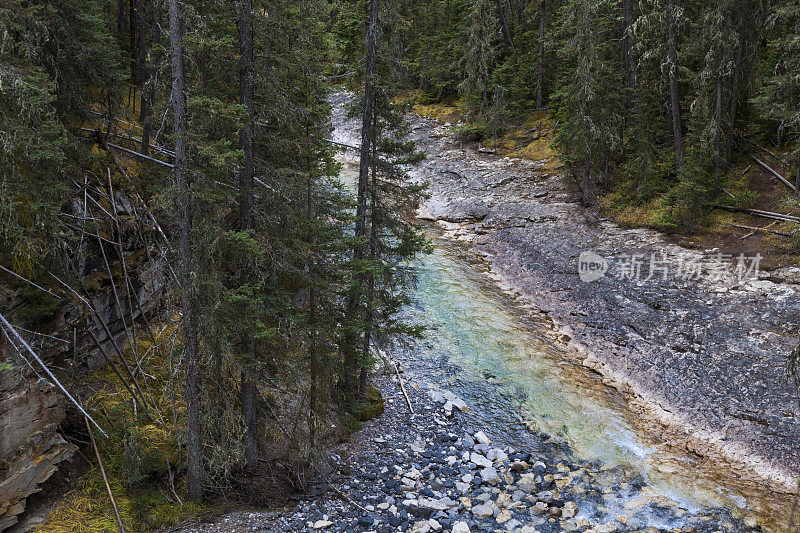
(393, 360, 415, 415)
(727, 223, 792, 237)
(0, 265, 61, 299)
(85, 416, 125, 533)
(750, 155, 797, 192)
(711, 204, 800, 223)
(324, 139, 360, 150)
(104, 141, 174, 168)
(81, 127, 176, 158)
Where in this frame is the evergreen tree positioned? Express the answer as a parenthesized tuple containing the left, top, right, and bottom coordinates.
(167, 0, 204, 501)
(458, 0, 499, 122)
(757, 0, 800, 192)
(0, 0, 124, 272)
(551, 0, 624, 206)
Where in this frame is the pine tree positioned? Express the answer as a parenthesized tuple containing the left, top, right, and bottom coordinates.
(168, 0, 204, 501)
(552, 0, 624, 206)
(235, 0, 259, 475)
(0, 0, 124, 271)
(667, 0, 685, 167)
(757, 0, 800, 192)
(458, 0, 498, 121)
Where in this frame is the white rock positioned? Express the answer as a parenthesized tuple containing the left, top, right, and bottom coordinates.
(452, 521, 471, 533)
(474, 430, 491, 445)
(455, 481, 471, 494)
(496, 508, 512, 523)
(471, 503, 495, 517)
(531, 501, 548, 513)
(487, 448, 508, 462)
(418, 497, 458, 510)
(427, 390, 446, 403)
(562, 501, 578, 518)
(411, 520, 431, 533)
(470, 452, 493, 468)
(312, 520, 334, 529)
(429, 518, 442, 531)
(444, 400, 454, 416)
(451, 397, 468, 411)
(496, 493, 511, 508)
(518, 473, 537, 492)
(406, 468, 423, 480)
(481, 466, 500, 485)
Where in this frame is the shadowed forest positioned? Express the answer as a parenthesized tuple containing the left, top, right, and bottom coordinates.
(2, 0, 800, 531)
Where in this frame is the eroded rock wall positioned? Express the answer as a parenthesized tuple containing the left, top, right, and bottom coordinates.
(0, 193, 168, 531)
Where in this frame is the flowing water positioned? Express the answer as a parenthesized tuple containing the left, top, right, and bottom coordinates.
(403, 234, 756, 521)
(337, 148, 780, 530)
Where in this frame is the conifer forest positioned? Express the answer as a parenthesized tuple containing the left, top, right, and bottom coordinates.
(3, 1, 800, 532)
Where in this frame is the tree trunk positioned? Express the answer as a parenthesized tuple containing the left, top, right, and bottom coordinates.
(535, 0, 546, 109)
(129, 0, 137, 85)
(359, 112, 379, 401)
(237, 0, 255, 231)
(495, 0, 514, 51)
(307, 159, 318, 449)
(714, 57, 723, 174)
(169, 0, 203, 501)
(344, 0, 379, 399)
(236, 0, 258, 473)
(796, 138, 800, 196)
(622, 0, 639, 113)
(583, 131, 591, 207)
(726, 27, 746, 164)
(667, 0, 684, 167)
(117, 0, 127, 43)
(137, 0, 153, 155)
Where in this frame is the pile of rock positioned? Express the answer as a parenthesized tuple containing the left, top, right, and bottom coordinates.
(179, 375, 753, 533)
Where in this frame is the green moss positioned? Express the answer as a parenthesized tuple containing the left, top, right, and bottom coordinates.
(36, 467, 204, 533)
(36, 321, 203, 532)
(353, 386, 385, 422)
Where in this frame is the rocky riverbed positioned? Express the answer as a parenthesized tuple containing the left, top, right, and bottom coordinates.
(177, 371, 753, 533)
(174, 92, 800, 532)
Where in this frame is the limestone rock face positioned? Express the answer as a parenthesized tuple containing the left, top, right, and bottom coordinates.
(0, 214, 165, 531)
(0, 360, 77, 531)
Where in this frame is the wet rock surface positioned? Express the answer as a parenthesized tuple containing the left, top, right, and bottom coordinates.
(394, 109, 800, 494)
(177, 375, 752, 532)
(176, 92, 796, 531)
(331, 90, 800, 494)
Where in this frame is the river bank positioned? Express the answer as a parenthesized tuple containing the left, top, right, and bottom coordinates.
(174, 356, 755, 533)
(378, 98, 800, 523)
(174, 92, 798, 532)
